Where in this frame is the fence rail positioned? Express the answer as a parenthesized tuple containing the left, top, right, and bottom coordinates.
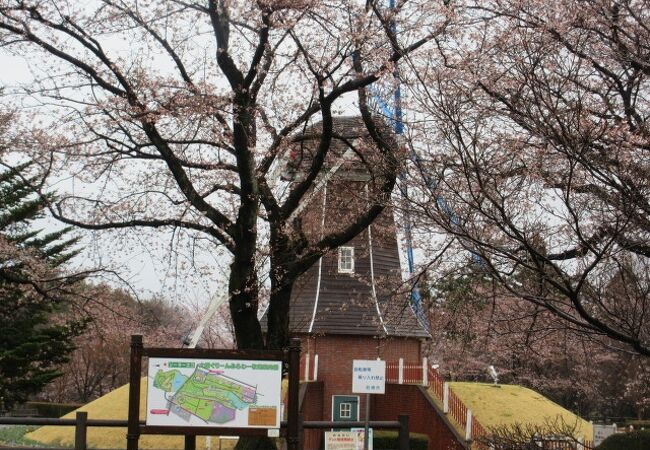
(428, 367, 444, 401)
(386, 361, 475, 435)
(447, 388, 468, 431)
(471, 420, 488, 449)
(386, 360, 482, 442)
(0, 415, 130, 427)
(0, 413, 410, 450)
(386, 362, 398, 383)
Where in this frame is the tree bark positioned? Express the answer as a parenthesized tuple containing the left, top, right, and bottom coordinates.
(228, 246, 263, 350)
(266, 227, 295, 350)
(266, 274, 294, 351)
(228, 184, 263, 350)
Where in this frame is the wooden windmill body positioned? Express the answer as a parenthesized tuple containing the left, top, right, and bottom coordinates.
(264, 117, 428, 441)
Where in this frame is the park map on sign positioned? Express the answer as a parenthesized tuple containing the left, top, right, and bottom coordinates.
(147, 358, 281, 428)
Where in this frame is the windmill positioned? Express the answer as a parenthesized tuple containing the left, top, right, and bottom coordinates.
(274, 116, 429, 339)
(259, 115, 428, 437)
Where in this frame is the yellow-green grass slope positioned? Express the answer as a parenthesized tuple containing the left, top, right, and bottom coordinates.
(26, 378, 235, 449)
(448, 382, 593, 442)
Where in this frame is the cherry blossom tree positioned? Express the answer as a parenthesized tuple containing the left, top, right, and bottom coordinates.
(0, 0, 448, 350)
(404, 0, 650, 355)
(425, 273, 647, 419)
(42, 284, 186, 403)
(623, 357, 650, 419)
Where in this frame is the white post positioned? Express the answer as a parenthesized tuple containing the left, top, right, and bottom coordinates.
(577, 437, 584, 450)
(398, 358, 404, 384)
(305, 353, 310, 381)
(443, 382, 449, 413)
(422, 357, 428, 386)
(314, 354, 319, 381)
(465, 409, 472, 441)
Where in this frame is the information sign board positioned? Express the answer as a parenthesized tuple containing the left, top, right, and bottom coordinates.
(352, 360, 386, 394)
(325, 431, 361, 450)
(146, 357, 282, 428)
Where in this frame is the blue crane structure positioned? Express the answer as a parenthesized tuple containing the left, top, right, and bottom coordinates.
(368, 0, 429, 329)
(369, 0, 483, 330)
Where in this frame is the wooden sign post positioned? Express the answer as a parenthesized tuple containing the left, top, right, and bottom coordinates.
(126, 335, 301, 450)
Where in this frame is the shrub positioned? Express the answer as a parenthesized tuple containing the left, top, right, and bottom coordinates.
(26, 402, 82, 418)
(624, 419, 650, 429)
(373, 430, 429, 450)
(0, 425, 40, 446)
(597, 429, 650, 450)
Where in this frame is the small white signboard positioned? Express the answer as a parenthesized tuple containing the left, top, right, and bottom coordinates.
(593, 424, 617, 447)
(352, 360, 386, 394)
(325, 431, 361, 450)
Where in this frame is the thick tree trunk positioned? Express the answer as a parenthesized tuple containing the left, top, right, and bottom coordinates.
(228, 251, 264, 350)
(228, 94, 263, 351)
(265, 228, 297, 350)
(231, 235, 277, 449)
(228, 202, 263, 351)
(266, 275, 293, 350)
(230, 257, 277, 449)
(230, 253, 276, 448)
(234, 436, 277, 450)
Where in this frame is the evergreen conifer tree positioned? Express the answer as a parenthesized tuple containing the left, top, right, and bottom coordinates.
(0, 163, 85, 410)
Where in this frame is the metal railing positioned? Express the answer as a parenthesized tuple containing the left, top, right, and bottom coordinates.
(447, 388, 468, 431)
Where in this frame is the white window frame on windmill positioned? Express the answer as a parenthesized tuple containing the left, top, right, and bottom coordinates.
(338, 246, 355, 273)
(339, 402, 352, 419)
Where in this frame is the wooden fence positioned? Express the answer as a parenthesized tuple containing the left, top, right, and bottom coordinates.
(428, 367, 444, 401)
(447, 387, 468, 431)
(0, 414, 411, 450)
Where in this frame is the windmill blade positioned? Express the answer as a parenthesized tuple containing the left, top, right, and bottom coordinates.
(287, 148, 356, 223)
(185, 291, 228, 349)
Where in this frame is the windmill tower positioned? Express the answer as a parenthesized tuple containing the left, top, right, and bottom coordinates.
(265, 116, 429, 438)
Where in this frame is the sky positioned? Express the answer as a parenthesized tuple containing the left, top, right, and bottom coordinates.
(0, 50, 231, 306)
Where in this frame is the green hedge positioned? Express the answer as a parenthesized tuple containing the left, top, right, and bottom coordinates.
(25, 402, 82, 418)
(597, 429, 650, 450)
(625, 419, 650, 428)
(373, 430, 429, 450)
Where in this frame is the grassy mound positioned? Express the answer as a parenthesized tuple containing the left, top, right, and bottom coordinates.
(25, 378, 235, 449)
(448, 382, 593, 442)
